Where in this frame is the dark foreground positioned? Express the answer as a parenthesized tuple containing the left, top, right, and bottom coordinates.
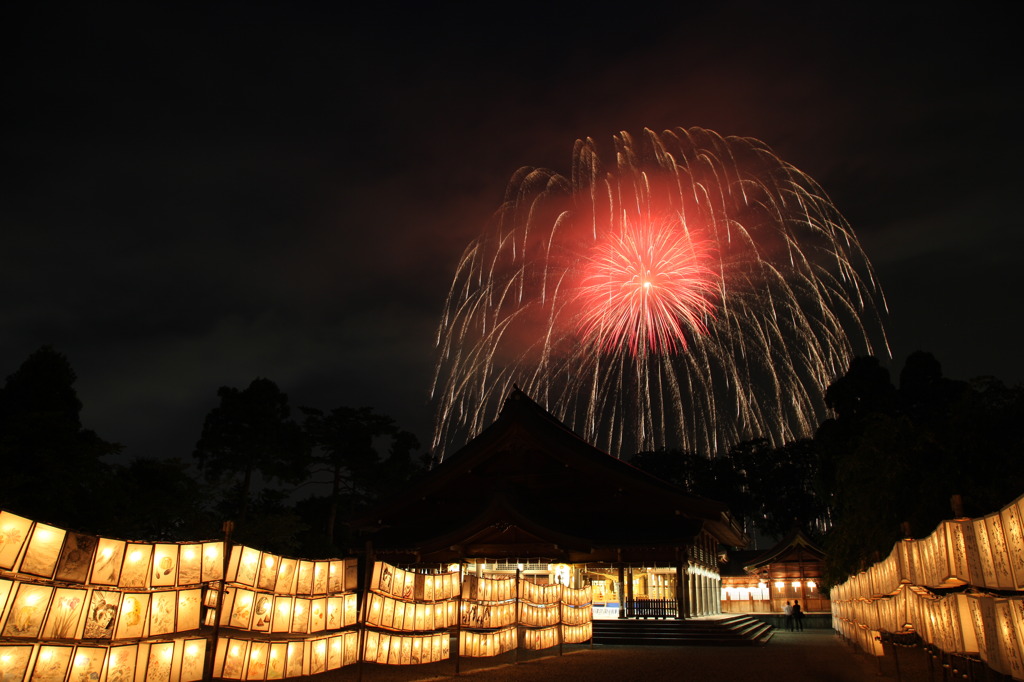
(312, 629, 925, 682)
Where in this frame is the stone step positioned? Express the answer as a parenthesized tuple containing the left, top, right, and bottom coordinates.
(593, 615, 774, 646)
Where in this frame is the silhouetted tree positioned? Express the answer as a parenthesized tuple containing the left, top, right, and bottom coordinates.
(104, 457, 213, 540)
(738, 438, 828, 540)
(301, 405, 421, 547)
(193, 378, 309, 530)
(815, 352, 1024, 585)
(0, 346, 121, 529)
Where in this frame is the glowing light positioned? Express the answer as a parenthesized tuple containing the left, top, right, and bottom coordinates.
(129, 550, 142, 563)
(791, 581, 801, 588)
(183, 548, 196, 561)
(432, 126, 888, 457)
(101, 547, 113, 560)
(774, 581, 786, 590)
(264, 556, 275, 569)
(186, 644, 199, 657)
(807, 580, 817, 589)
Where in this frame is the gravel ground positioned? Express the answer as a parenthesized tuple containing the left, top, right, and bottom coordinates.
(312, 629, 913, 682)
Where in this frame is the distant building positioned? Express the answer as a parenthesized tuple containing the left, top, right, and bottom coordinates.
(720, 529, 829, 614)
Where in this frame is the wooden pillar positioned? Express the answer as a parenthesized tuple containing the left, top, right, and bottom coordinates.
(626, 566, 635, 618)
(687, 564, 696, 617)
(675, 556, 687, 620)
(617, 565, 626, 619)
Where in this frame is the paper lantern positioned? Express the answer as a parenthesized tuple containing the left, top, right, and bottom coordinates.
(201, 542, 223, 582)
(285, 641, 304, 677)
(40, 587, 86, 639)
(31, 645, 73, 681)
(0, 645, 32, 681)
(274, 558, 297, 594)
(1001, 499, 1024, 589)
(118, 543, 153, 589)
(20, 523, 65, 579)
(327, 561, 343, 593)
(296, 561, 314, 595)
(177, 589, 202, 632)
(267, 642, 287, 680)
(986, 514, 1015, 589)
(973, 518, 998, 589)
(2, 583, 53, 638)
(114, 592, 150, 639)
(105, 643, 138, 682)
(152, 545, 179, 587)
(523, 625, 559, 651)
(177, 544, 203, 586)
(54, 533, 97, 583)
(83, 590, 120, 638)
(994, 599, 1024, 679)
(92, 539, 126, 586)
(0, 512, 32, 571)
(562, 622, 593, 643)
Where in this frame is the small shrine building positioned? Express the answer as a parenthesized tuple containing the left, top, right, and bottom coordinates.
(720, 528, 829, 614)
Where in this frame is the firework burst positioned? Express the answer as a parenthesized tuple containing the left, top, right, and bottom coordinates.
(432, 127, 888, 458)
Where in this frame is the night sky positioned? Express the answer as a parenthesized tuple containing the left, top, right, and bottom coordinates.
(5, 2, 1021, 462)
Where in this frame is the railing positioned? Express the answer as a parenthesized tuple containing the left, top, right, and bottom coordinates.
(628, 598, 677, 619)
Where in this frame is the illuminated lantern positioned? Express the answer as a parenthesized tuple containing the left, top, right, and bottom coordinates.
(20, 524, 66, 579)
(119, 543, 153, 589)
(0, 512, 32, 570)
(152, 544, 178, 587)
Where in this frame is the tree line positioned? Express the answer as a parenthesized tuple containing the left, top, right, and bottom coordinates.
(627, 351, 1024, 585)
(0, 346, 424, 557)
(2, 346, 1022, 583)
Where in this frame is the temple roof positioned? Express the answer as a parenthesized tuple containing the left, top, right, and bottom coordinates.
(354, 389, 748, 563)
(741, 528, 826, 573)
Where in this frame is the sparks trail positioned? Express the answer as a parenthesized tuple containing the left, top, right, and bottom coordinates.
(432, 127, 889, 459)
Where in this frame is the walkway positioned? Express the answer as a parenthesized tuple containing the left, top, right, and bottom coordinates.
(320, 629, 897, 682)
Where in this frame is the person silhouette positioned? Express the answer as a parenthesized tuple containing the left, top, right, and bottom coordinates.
(784, 600, 793, 631)
(793, 599, 804, 631)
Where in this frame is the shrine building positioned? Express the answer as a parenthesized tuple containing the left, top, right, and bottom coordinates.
(354, 389, 749, 619)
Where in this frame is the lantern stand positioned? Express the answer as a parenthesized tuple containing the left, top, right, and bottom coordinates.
(356, 539, 373, 682)
(453, 557, 464, 676)
(204, 519, 234, 682)
(514, 566, 521, 666)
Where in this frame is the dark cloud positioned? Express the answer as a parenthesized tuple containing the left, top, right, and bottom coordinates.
(4, 2, 1021, 459)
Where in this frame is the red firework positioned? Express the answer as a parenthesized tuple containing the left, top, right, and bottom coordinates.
(574, 216, 719, 355)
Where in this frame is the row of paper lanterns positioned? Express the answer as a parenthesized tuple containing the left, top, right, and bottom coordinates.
(834, 588, 1024, 679)
(0, 511, 223, 589)
(225, 546, 357, 596)
(0, 637, 207, 682)
(834, 492, 1024, 601)
(0, 579, 202, 640)
(369, 562, 460, 602)
(213, 631, 359, 679)
(457, 623, 592, 658)
(215, 587, 358, 633)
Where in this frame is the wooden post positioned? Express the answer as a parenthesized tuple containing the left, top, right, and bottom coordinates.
(626, 566, 635, 618)
(515, 567, 521, 665)
(617, 565, 626, 619)
(204, 520, 234, 682)
(356, 540, 374, 682)
(675, 549, 687, 620)
(454, 560, 464, 675)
